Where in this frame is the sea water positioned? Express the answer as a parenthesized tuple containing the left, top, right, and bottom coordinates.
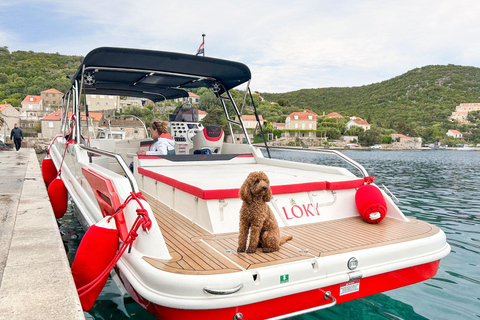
(53, 150, 480, 319)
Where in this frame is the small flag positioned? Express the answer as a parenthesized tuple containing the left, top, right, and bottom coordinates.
(196, 41, 204, 56)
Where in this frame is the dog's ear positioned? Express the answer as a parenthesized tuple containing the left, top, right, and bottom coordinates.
(263, 185, 272, 202)
(239, 179, 252, 203)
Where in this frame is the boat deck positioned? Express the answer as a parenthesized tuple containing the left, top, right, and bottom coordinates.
(143, 194, 439, 275)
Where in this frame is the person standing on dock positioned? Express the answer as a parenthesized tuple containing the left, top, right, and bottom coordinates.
(10, 123, 23, 152)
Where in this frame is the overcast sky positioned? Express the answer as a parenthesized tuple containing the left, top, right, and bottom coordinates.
(1, 0, 479, 93)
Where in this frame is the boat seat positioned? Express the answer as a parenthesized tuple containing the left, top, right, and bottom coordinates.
(191, 126, 224, 154)
(138, 164, 369, 200)
(82, 167, 128, 241)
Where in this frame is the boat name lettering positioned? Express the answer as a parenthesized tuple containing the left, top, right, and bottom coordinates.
(282, 203, 320, 220)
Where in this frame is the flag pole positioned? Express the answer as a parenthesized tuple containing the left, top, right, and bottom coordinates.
(202, 33, 206, 57)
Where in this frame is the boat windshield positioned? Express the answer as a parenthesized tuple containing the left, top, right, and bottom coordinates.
(169, 106, 199, 122)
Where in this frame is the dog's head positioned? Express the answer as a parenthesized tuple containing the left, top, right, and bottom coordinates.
(239, 171, 272, 203)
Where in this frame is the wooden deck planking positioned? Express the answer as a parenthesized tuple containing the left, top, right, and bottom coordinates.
(142, 193, 439, 275)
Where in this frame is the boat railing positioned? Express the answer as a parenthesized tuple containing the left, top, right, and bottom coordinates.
(255, 145, 369, 178)
(79, 144, 139, 193)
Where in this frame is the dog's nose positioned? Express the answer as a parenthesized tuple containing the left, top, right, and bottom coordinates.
(263, 186, 267, 190)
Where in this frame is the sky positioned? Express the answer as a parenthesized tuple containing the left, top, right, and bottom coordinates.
(1, 0, 480, 93)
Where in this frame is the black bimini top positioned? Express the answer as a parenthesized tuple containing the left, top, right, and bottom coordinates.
(71, 47, 251, 102)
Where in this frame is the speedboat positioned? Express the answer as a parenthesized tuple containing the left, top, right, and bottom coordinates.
(47, 47, 450, 319)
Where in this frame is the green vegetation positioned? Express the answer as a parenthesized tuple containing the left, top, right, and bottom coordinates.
(262, 65, 480, 144)
(0, 46, 82, 108)
(1, 47, 479, 144)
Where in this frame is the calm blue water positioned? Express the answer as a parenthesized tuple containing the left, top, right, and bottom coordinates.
(57, 150, 480, 320)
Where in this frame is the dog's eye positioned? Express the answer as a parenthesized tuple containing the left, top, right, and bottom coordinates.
(255, 180, 259, 184)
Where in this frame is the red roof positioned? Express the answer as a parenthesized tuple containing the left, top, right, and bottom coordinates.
(242, 115, 264, 121)
(353, 119, 370, 125)
(188, 92, 200, 98)
(22, 95, 42, 103)
(0, 103, 12, 111)
(198, 110, 207, 114)
(392, 133, 412, 139)
(448, 130, 462, 135)
(304, 109, 318, 116)
(41, 88, 63, 94)
(288, 112, 317, 120)
(41, 111, 103, 122)
(325, 112, 342, 118)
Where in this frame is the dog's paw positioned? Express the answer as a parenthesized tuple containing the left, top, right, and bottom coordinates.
(237, 247, 246, 252)
(246, 248, 256, 254)
(262, 248, 275, 253)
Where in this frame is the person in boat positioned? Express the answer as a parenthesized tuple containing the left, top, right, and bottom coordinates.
(137, 121, 175, 156)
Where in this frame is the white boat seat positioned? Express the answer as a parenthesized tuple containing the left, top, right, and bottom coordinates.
(138, 164, 369, 200)
(191, 126, 224, 154)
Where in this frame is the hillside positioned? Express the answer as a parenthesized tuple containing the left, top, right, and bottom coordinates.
(261, 65, 480, 128)
(0, 46, 82, 107)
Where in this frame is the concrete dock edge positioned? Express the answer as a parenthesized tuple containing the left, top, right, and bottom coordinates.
(0, 148, 84, 319)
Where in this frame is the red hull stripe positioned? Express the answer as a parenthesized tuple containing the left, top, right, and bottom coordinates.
(138, 167, 327, 199)
(326, 178, 365, 190)
(117, 260, 440, 320)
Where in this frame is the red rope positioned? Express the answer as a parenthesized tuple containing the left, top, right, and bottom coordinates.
(77, 192, 152, 298)
(364, 176, 375, 184)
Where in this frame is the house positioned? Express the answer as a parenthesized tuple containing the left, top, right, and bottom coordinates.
(174, 92, 200, 105)
(346, 118, 371, 131)
(20, 95, 44, 124)
(449, 103, 480, 124)
(446, 129, 463, 139)
(86, 94, 120, 111)
(41, 111, 103, 139)
(233, 114, 264, 143)
(41, 88, 63, 109)
(285, 110, 317, 139)
(198, 110, 207, 121)
(0, 103, 20, 139)
(98, 117, 148, 139)
(119, 97, 145, 111)
(324, 112, 343, 118)
(390, 133, 422, 149)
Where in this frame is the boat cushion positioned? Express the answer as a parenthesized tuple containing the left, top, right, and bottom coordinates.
(138, 167, 328, 199)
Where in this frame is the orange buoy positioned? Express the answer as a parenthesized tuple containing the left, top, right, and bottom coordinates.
(72, 217, 119, 311)
(48, 177, 68, 219)
(42, 156, 57, 187)
(355, 184, 387, 223)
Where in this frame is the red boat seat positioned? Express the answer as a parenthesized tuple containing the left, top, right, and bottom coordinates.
(82, 168, 128, 241)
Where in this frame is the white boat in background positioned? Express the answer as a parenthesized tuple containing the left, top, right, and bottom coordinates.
(47, 47, 450, 319)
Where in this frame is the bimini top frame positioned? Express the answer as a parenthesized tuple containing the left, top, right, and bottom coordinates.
(70, 47, 252, 101)
(65, 46, 256, 144)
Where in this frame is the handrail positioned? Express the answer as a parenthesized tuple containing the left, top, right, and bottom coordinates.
(266, 291, 336, 320)
(255, 145, 369, 178)
(203, 283, 243, 295)
(103, 115, 150, 138)
(79, 144, 139, 193)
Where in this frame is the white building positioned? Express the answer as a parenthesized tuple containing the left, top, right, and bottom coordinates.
(86, 94, 120, 111)
(446, 129, 463, 139)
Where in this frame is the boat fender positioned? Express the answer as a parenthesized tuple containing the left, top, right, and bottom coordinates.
(47, 177, 68, 219)
(71, 217, 119, 311)
(41, 156, 57, 187)
(355, 184, 387, 223)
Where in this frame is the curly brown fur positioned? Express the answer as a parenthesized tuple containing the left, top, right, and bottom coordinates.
(237, 171, 292, 253)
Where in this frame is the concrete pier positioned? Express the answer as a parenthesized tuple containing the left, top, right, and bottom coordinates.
(0, 148, 84, 319)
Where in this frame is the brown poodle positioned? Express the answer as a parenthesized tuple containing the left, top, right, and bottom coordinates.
(237, 171, 292, 253)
